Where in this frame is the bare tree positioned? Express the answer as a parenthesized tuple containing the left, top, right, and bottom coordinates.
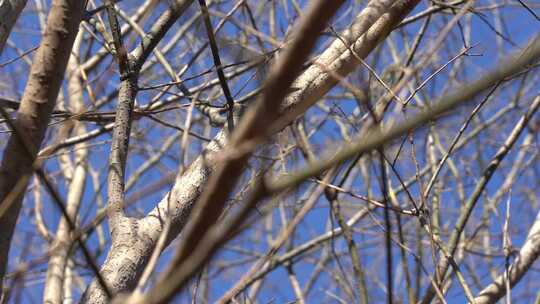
(0, 0, 84, 299)
(0, 0, 27, 54)
(0, 1, 539, 303)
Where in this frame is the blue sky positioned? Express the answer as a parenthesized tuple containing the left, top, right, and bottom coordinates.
(1, 1, 540, 303)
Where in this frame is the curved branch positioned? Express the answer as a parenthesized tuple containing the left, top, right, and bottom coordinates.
(474, 208, 540, 304)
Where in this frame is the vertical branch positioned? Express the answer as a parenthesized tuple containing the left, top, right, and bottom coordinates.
(503, 193, 512, 304)
(329, 196, 370, 304)
(43, 31, 89, 304)
(0, 0, 84, 292)
(197, 0, 236, 132)
(105, 1, 131, 80)
(105, 1, 137, 224)
(82, 2, 198, 303)
(379, 152, 393, 304)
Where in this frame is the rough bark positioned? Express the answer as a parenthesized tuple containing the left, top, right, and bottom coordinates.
(81, 1, 420, 302)
(0, 0, 83, 294)
(81, 131, 227, 304)
(81, 2, 196, 303)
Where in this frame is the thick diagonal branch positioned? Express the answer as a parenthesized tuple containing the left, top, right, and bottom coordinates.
(82, 1, 420, 302)
(474, 206, 540, 304)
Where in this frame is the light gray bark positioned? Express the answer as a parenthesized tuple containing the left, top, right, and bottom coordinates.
(81, 1, 421, 303)
(43, 31, 88, 304)
(474, 208, 540, 304)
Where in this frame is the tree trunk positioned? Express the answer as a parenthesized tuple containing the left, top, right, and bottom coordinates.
(0, 0, 84, 294)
